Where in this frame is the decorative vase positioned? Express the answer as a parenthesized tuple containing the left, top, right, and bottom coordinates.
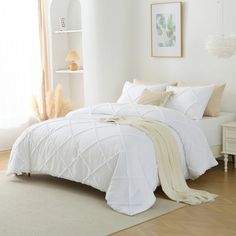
(69, 62, 78, 71)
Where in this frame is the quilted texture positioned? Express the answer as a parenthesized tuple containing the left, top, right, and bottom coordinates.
(177, 82, 226, 117)
(7, 103, 217, 215)
(117, 81, 167, 104)
(166, 86, 215, 120)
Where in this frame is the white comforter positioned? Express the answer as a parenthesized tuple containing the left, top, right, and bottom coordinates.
(7, 103, 217, 215)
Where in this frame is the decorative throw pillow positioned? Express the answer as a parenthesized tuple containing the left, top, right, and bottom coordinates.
(133, 79, 177, 86)
(137, 89, 173, 106)
(204, 84, 226, 116)
(117, 81, 167, 104)
(177, 82, 226, 117)
(165, 85, 215, 120)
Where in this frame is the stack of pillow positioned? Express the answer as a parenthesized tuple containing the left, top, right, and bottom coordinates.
(117, 79, 226, 120)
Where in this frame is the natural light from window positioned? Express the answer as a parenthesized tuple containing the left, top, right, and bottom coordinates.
(0, 0, 41, 128)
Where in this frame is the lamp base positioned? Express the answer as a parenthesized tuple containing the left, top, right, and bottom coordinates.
(69, 63, 78, 71)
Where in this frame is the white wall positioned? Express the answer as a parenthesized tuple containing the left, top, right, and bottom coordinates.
(136, 0, 236, 112)
(47, 0, 84, 108)
(81, 0, 139, 105)
(55, 0, 235, 111)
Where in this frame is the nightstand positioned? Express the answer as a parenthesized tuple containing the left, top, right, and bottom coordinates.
(222, 121, 236, 172)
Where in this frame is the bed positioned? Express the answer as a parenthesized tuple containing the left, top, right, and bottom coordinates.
(196, 112, 236, 157)
(7, 103, 218, 215)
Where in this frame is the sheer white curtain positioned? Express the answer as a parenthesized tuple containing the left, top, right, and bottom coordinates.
(0, 0, 41, 150)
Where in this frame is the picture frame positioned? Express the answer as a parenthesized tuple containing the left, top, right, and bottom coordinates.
(151, 2, 182, 57)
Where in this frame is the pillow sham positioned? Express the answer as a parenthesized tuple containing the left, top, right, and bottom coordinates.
(165, 85, 215, 120)
(133, 79, 177, 86)
(177, 82, 226, 117)
(204, 84, 226, 116)
(137, 89, 173, 106)
(117, 81, 167, 104)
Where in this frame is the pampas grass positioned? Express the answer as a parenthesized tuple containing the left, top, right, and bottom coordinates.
(33, 84, 73, 121)
(46, 91, 55, 119)
(32, 96, 43, 121)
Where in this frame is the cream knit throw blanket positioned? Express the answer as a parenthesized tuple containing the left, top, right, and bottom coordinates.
(102, 116, 217, 205)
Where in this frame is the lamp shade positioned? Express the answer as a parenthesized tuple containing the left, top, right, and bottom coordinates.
(66, 50, 80, 62)
(205, 0, 236, 58)
(206, 35, 236, 58)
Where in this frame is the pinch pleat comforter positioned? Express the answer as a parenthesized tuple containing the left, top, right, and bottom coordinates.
(7, 103, 218, 215)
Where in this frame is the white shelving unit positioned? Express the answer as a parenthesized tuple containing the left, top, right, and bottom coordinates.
(56, 69, 84, 74)
(54, 29, 83, 34)
(49, 0, 84, 109)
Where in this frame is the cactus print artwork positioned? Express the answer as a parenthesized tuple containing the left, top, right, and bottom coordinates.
(151, 2, 182, 57)
(156, 14, 176, 47)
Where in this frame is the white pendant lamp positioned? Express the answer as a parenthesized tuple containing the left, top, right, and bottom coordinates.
(205, 0, 236, 58)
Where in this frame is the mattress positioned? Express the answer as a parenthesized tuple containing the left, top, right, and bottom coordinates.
(195, 112, 236, 147)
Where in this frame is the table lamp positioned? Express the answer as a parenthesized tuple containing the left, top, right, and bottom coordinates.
(66, 50, 80, 71)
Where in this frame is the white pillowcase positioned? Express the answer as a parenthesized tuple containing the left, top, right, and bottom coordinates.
(165, 85, 215, 120)
(117, 81, 167, 104)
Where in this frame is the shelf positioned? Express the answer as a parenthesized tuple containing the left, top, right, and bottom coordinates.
(54, 29, 83, 34)
(55, 69, 84, 74)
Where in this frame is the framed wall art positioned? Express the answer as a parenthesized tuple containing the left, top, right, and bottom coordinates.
(151, 2, 182, 57)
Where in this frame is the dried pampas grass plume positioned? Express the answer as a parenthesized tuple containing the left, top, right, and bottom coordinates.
(46, 91, 55, 119)
(54, 84, 63, 117)
(32, 84, 73, 121)
(54, 84, 72, 117)
(32, 96, 42, 121)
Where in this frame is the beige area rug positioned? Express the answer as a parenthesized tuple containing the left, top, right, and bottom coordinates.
(0, 172, 185, 236)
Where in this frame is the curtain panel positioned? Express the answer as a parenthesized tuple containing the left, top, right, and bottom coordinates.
(0, 0, 50, 151)
(38, 0, 51, 121)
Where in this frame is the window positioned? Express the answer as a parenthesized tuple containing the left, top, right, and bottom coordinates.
(0, 0, 41, 128)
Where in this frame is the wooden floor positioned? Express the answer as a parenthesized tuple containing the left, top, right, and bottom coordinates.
(1, 152, 236, 236)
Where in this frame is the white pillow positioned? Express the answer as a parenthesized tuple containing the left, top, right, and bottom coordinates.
(117, 81, 167, 104)
(165, 85, 215, 120)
